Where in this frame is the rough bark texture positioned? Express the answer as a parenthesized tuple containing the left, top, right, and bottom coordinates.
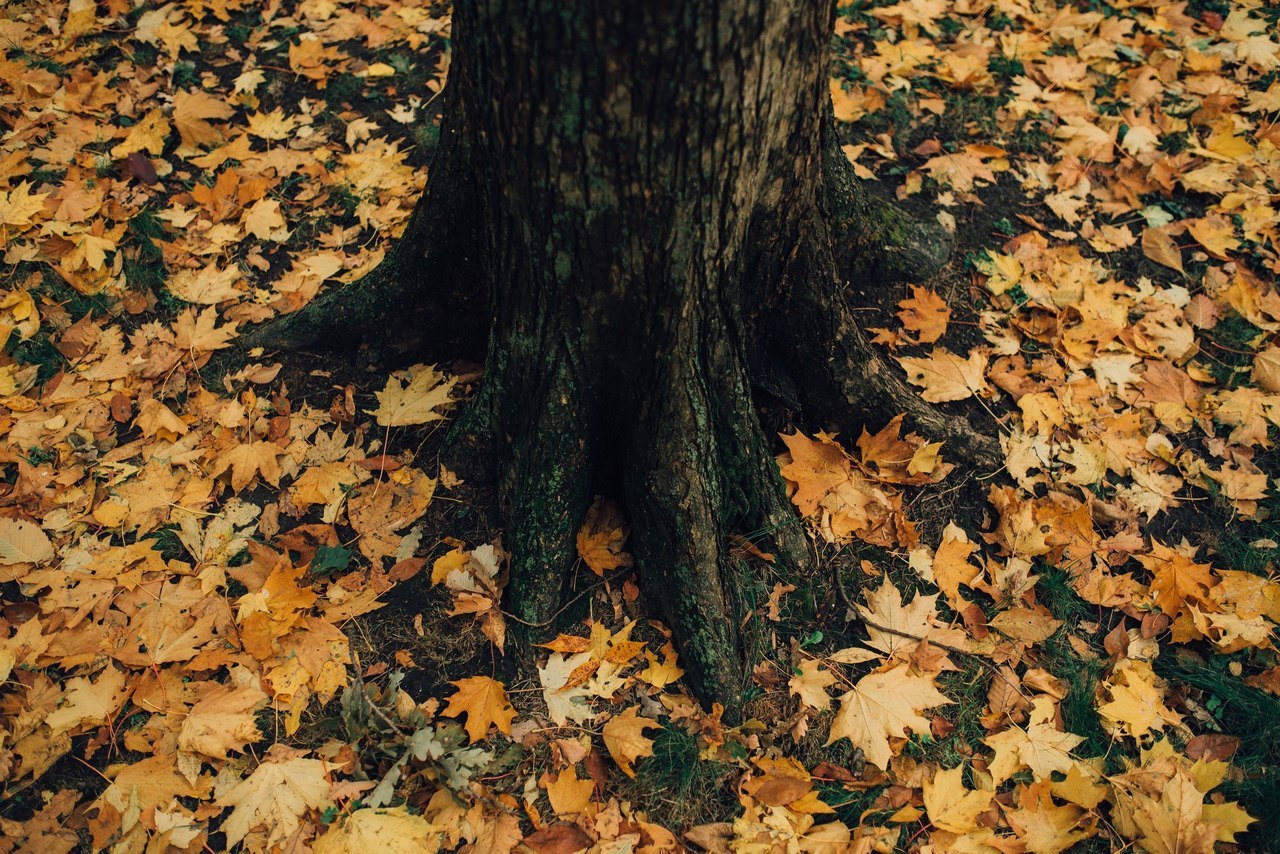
(445, 0, 835, 707)
(248, 0, 1002, 711)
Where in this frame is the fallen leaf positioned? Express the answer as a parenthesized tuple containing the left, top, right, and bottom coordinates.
(603, 706, 658, 778)
(441, 676, 516, 743)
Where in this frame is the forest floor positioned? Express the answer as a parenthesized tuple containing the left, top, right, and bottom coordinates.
(3, 0, 1280, 851)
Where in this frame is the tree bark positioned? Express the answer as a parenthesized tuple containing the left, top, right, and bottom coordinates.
(247, 0, 1001, 712)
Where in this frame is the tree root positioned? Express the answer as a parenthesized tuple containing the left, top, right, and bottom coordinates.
(823, 110, 954, 286)
(771, 223, 1003, 474)
(497, 350, 593, 629)
(623, 349, 806, 711)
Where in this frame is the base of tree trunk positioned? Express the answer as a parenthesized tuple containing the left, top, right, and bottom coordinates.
(242, 175, 996, 712)
(240, 0, 1001, 715)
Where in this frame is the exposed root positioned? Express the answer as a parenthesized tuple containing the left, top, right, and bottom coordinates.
(822, 109, 953, 285)
(620, 340, 812, 713)
(496, 350, 593, 629)
(772, 225, 1003, 474)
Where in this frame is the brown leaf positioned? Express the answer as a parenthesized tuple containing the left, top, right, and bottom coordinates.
(1142, 226, 1184, 273)
(521, 824, 594, 854)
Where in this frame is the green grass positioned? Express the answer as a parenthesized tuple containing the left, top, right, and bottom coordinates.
(620, 725, 736, 830)
(1037, 568, 1111, 759)
(1154, 651, 1280, 851)
(1200, 312, 1264, 389)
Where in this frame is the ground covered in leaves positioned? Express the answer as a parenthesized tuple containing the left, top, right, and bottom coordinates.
(2, 0, 1280, 851)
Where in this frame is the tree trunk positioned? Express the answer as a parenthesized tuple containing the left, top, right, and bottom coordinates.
(248, 0, 1000, 712)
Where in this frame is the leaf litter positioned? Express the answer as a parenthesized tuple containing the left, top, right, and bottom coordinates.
(2, 0, 1280, 850)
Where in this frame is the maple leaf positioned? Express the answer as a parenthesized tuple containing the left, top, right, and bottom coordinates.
(166, 262, 244, 305)
(637, 641, 684, 689)
(538, 651, 596, 725)
(247, 108, 300, 141)
(110, 107, 170, 159)
(369, 364, 458, 427)
(921, 151, 998, 192)
(243, 198, 290, 242)
(1099, 659, 1182, 737)
(896, 285, 951, 344)
(1135, 540, 1216, 618)
(895, 348, 990, 403)
(827, 662, 952, 769)
(178, 684, 267, 760)
(0, 181, 51, 230)
(575, 497, 634, 576)
(1003, 781, 1095, 853)
(172, 89, 234, 149)
(931, 522, 982, 604)
(218, 756, 333, 849)
(922, 764, 992, 833)
(984, 696, 1084, 785)
(172, 306, 238, 356)
(540, 766, 595, 817)
(1187, 216, 1240, 260)
(442, 676, 516, 743)
(210, 441, 285, 492)
(789, 658, 837, 710)
(290, 461, 369, 510)
(852, 575, 967, 661)
(313, 807, 444, 854)
(134, 398, 189, 440)
(45, 665, 130, 735)
(777, 430, 900, 544)
(603, 706, 658, 778)
(857, 414, 953, 485)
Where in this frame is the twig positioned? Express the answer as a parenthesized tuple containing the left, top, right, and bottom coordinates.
(501, 575, 616, 628)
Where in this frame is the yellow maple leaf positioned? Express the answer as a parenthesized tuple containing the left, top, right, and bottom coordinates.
(827, 662, 952, 769)
(166, 261, 245, 305)
(540, 766, 596, 817)
(247, 107, 300, 141)
(217, 756, 333, 849)
(211, 441, 284, 492)
(984, 696, 1084, 784)
(637, 641, 684, 689)
(178, 684, 267, 760)
(603, 706, 658, 778)
(789, 658, 837, 710)
(46, 665, 130, 735)
(1099, 659, 1182, 737)
(242, 197, 290, 242)
(369, 364, 458, 427)
(1003, 781, 1095, 853)
(110, 107, 170, 159)
(931, 522, 982, 605)
(896, 285, 951, 344)
(290, 461, 369, 509)
(575, 497, 634, 576)
(0, 181, 50, 230)
(1134, 540, 1216, 618)
(173, 306, 238, 356)
(895, 348, 990, 403)
(313, 807, 444, 854)
(172, 89, 234, 149)
(442, 676, 516, 743)
(923, 764, 992, 833)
